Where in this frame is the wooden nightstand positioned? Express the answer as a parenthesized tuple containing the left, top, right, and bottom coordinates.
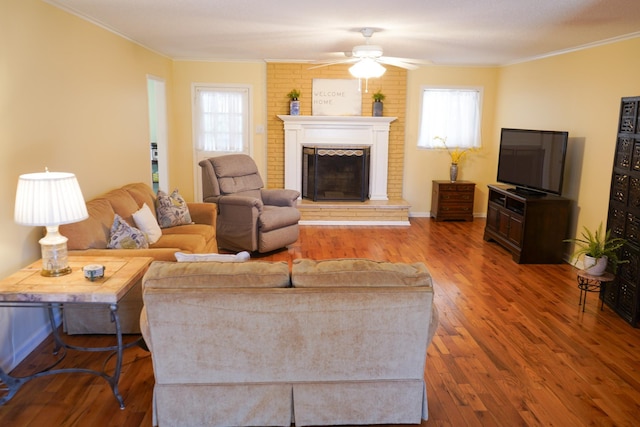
(431, 180, 475, 221)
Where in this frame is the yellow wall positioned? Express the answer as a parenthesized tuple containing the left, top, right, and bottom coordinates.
(495, 37, 640, 238)
(405, 66, 500, 214)
(1, 0, 173, 278)
(0, 0, 172, 368)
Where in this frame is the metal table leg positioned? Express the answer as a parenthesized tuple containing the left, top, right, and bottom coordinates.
(0, 302, 140, 409)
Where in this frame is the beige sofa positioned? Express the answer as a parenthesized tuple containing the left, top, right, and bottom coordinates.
(59, 182, 217, 334)
(141, 258, 439, 426)
(61, 182, 217, 261)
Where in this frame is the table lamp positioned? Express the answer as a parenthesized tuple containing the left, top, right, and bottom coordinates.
(14, 169, 89, 277)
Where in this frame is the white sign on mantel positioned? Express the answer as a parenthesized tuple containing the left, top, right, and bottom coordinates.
(312, 79, 362, 116)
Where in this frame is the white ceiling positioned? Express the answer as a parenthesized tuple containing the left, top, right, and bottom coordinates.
(45, 0, 640, 66)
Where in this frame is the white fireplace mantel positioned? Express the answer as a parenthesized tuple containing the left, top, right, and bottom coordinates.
(278, 115, 397, 201)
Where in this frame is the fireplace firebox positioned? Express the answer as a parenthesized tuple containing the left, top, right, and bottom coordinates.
(302, 146, 370, 202)
(302, 146, 371, 202)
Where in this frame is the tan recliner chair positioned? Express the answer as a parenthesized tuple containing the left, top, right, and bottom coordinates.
(199, 154, 301, 253)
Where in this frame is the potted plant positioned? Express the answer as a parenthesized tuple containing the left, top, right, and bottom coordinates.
(564, 222, 627, 275)
(287, 89, 301, 115)
(372, 90, 385, 117)
(433, 136, 475, 182)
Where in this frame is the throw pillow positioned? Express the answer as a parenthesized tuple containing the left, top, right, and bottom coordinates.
(107, 214, 149, 249)
(155, 189, 192, 229)
(132, 203, 162, 244)
(174, 251, 250, 263)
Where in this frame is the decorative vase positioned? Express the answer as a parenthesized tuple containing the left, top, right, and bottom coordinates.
(584, 255, 608, 276)
(450, 163, 458, 182)
(373, 101, 383, 117)
(289, 99, 300, 116)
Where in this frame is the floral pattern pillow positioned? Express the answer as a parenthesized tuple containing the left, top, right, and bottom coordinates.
(155, 189, 192, 229)
(107, 214, 149, 249)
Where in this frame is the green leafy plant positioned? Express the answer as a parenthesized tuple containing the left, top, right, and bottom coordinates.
(564, 222, 627, 272)
(372, 90, 385, 102)
(286, 89, 300, 100)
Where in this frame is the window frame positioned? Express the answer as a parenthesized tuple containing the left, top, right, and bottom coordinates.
(417, 86, 483, 150)
(192, 83, 253, 202)
(192, 83, 252, 155)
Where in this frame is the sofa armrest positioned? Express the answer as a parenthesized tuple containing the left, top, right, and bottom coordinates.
(261, 189, 300, 207)
(187, 202, 217, 226)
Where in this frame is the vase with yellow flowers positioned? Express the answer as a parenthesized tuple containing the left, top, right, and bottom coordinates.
(433, 136, 474, 182)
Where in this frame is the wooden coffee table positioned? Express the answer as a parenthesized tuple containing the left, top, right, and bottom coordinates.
(0, 256, 153, 408)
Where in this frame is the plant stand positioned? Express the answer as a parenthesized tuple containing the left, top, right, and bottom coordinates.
(577, 270, 615, 312)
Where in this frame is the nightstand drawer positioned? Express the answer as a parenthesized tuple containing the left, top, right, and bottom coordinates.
(439, 192, 474, 202)
(438, 204, 473, 213)
(438, 183, 475, 193)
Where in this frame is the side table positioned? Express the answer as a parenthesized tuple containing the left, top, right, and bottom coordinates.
(430, 180, 475, 221)
(577, 270, 615, 313)
(0, 256, 153, 408)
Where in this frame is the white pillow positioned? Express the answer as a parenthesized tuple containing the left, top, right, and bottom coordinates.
(174, 251, 251, 263)
(133, 203, 162, 244)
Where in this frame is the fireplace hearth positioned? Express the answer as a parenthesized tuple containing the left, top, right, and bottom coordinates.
(302, 146, 370, 201)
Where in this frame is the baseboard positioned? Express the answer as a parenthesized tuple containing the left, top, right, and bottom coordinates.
(0, 308, 61, 372)
(300, 220, 410, 226)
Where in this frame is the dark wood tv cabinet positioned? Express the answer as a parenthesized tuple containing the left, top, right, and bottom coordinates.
(483, 184, 570, 264)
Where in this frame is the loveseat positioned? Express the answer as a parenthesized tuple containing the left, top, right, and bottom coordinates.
(141, 258, 439, 426)
(59, 182, 217, 334)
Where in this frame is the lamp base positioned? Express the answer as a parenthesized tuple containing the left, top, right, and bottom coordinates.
(41, 265, 72, 277)
(39, 226, 72, 277)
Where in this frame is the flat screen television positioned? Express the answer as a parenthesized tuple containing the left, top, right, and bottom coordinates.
(496, 128, 568, 196)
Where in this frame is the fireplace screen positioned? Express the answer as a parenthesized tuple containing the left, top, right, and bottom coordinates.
(302, 146, 370, 201)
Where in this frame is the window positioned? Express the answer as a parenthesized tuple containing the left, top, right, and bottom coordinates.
(194, 85, 250, 154)
(417, 87, 482, 149)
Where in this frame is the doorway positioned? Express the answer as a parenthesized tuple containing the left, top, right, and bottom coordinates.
(147, 76, 168, 194)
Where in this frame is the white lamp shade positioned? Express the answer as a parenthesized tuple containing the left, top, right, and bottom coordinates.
(349, 58, 387, 79)
(14, 171, 89, 226)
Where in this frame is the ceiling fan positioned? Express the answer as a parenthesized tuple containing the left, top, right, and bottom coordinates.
(310, 28, 428, 72)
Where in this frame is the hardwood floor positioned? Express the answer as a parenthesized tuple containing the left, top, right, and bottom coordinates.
(1, 218, 639, 426)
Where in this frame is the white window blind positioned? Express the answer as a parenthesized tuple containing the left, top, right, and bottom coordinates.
(194, 86, 249, 153)
(417, 87, 482, 149)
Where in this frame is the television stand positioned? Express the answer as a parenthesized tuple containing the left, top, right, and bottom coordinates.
(507, 186, 547, 197)
(483, 184, 570, 263)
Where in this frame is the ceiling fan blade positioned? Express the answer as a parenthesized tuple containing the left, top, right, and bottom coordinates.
(385, 56, 432, 65)
(378, 57, 424, 70)
(308, 58, 357, 69)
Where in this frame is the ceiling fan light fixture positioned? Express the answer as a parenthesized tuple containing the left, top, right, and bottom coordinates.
(352, 44, 384, 58)
(349, 58, 386, 79)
